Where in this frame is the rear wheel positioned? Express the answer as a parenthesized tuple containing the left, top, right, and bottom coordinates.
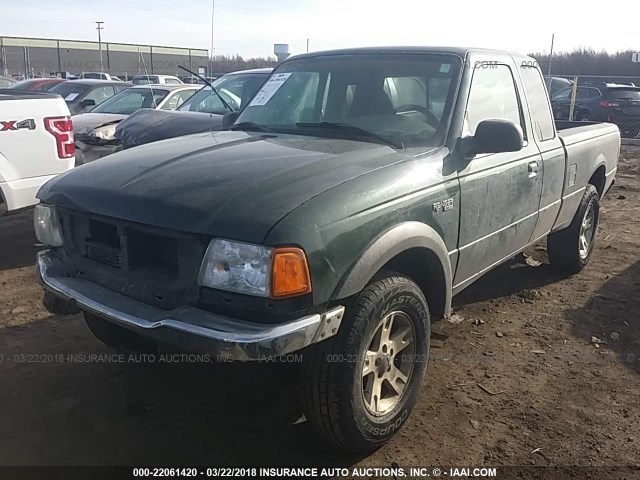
(84, 311, 158, 354)
(548, 184, 599, 274)
(301, 273, 430, 452)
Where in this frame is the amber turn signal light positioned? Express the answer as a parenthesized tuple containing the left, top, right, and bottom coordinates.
(271, 247, 312, 298)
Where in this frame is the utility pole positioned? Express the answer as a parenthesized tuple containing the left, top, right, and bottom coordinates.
(209, 0, 215, 77)
(306, 38, 310, 53)
(547, 33, 555, 77)
(96, 21, 104, 72)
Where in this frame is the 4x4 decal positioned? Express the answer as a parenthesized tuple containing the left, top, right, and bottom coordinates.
(0, 119, 36, 131)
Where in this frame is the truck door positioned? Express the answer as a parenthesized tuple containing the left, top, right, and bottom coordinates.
(519, 64, 566, 240)
(453, 57, 543, 291)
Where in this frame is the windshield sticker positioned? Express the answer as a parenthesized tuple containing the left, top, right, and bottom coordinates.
(249, 73, 292, 106)
(64, 92, 80, 101)
(439, 64, 451, 74)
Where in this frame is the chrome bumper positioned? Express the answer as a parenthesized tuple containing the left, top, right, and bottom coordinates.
(37, 251, 344, 361)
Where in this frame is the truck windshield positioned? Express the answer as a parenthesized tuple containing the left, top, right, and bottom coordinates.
(235, 53, 461, 148)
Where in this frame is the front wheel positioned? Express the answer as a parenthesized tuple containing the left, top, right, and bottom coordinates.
(301, 273, 430, 451)
(547, 184, 599, 274)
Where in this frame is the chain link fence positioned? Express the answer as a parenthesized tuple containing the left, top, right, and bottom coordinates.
(547, 75, 640, 139)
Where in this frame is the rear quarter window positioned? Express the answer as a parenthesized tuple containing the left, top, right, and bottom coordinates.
(520, 65, 556, 141)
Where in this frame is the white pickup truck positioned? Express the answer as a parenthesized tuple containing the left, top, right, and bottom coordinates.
(0, 90, 75, 213)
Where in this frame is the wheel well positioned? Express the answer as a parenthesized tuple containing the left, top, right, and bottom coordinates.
(589, 165, 606, 197)
(379, 247, 448, 317)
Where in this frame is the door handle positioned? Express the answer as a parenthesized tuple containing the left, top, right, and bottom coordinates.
(528, 161, 539, 178)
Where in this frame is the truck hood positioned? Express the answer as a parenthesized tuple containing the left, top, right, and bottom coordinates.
(114, 109, 223, 149)
(37, 131, 410, 243)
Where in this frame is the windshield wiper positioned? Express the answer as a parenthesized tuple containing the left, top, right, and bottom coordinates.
(178, 65, 234, 113)
(228, 121, 270, 132)
(295, 122, 404, 149)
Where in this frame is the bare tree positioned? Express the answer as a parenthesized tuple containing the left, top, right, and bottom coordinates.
(209, 54, 278, 75)
(531, 49, 640, 79)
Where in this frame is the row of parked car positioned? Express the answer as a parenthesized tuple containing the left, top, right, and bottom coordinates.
(546, 76, 640, 138)
(0, 68, 272, 212)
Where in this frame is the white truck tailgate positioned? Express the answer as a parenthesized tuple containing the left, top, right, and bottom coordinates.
(0, 91, 75, 212)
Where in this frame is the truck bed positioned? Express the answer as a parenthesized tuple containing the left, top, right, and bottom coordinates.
(0, 90, 74, 212)
(552, 121, 620, 232)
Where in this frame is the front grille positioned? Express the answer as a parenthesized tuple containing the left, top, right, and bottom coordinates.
(86, 240, 123, 269)
(126, 227, 178, 275)
(58, 209, 205, 310)
(85, 219, 122, 268)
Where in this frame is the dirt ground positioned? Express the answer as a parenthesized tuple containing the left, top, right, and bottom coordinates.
(0, 148, 639, 475)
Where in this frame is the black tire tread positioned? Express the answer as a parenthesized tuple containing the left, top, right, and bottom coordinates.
(548, 184, 599, 274)
(302, 274, 427, 450)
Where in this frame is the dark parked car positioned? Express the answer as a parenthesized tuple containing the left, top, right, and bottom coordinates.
(551, 83, 640, 138)
(544, 76, 573, 97)
(8, 78, 65, 92)
(49, 79, 131, 114)
(115, 68, 271, 148)
(72, 84, 200, 164)
(37, 47, 619, 451)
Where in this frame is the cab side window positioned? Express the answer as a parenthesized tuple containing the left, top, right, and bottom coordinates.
(464, 64, 525, 139)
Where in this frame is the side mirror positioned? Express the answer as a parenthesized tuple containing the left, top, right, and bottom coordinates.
(460, 119, 523, 159)
(79, 99, 96, 110)
(222, 111, 241, 130)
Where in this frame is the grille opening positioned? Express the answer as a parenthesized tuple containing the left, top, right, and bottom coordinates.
(85, 220, 122, 269)
(88, 220, 120, 249)
(126, 228, 178, 275)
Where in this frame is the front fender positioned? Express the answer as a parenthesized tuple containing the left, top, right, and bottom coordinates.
(333, 221, 452, 316)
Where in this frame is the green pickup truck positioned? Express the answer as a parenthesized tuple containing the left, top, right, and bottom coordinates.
(35, 47, 620, 451)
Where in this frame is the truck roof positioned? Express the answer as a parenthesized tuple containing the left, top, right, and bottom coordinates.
(286, 46, 532, 62)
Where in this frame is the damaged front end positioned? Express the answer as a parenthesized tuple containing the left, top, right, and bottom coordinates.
(73, 116, 126, 165)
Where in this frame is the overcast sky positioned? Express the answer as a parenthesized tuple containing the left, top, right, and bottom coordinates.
(2, 0, 638, 58)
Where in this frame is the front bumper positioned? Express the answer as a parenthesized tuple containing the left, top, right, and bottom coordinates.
(37, 251, 344, 361)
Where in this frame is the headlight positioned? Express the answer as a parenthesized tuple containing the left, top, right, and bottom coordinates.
(33, 204, 64, 247)
(198, 239, 272, 296)
(93, 123, 117, 141)
(198, 239, 312, 298)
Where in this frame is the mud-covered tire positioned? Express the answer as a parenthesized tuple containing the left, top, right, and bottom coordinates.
(301, 273, 430, 452)
(83, 311, 158, 354)
(548, 184, 600, 274)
